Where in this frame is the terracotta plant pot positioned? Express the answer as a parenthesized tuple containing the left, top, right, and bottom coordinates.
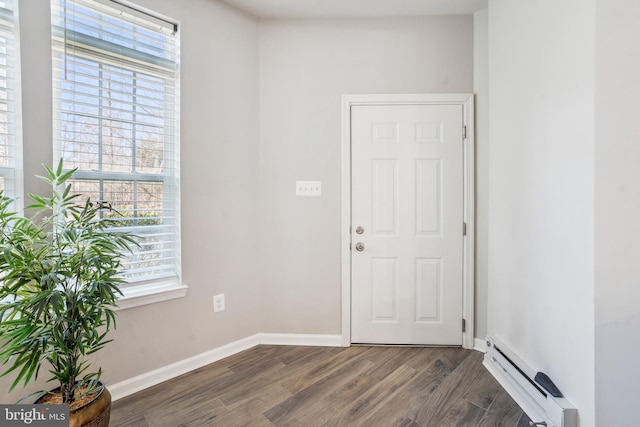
(36, 384, 111, 427)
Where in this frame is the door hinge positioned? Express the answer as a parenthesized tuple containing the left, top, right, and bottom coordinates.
(462, 125, 467, 139)
(463, 222, 467, 236)
(462, 318, 466, 333)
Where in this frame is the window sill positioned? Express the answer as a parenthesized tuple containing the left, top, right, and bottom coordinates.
(115, 280, 188, 311)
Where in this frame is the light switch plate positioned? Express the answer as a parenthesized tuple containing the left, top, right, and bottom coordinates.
(296, 181, 322, 197)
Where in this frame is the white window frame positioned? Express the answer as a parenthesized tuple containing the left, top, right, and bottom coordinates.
(51, 0, 186, 309)
(0, 0, 23, 211)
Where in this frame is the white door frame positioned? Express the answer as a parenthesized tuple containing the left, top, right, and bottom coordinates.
(341, 93, 475, 349)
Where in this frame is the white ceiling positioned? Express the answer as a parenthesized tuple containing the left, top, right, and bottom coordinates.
(220, 0, 488, 19)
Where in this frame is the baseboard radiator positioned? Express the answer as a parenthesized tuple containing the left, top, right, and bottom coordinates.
(483, 337, 577, 427)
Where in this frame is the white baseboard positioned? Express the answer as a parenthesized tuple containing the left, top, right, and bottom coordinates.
(258, 333, 343, 347)
(474, 337, 487, 353)
(108, 334, 260, 401)
(108, 333, 343, 401)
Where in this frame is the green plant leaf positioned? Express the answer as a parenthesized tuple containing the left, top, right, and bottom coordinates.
(0, 160, 137, 403)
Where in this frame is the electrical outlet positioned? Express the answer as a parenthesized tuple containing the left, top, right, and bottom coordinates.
(213, 294, 225, 312)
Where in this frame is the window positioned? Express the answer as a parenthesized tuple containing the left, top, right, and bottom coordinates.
(51, 0, 183, 306)
(0, 0, 21, 205)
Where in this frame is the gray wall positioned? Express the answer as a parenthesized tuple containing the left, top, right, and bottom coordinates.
(487, 0, 595, 425)
(257, 16, 474, 334)
(595, 0, 640, 425)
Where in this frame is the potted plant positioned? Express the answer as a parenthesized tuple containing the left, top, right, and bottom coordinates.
(0, 160, 137, 426)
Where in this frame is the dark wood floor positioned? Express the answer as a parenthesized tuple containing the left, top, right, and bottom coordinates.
(111, 345, 532, 426)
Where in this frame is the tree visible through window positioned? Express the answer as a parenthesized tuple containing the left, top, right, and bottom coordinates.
(51, 0, 180, 286)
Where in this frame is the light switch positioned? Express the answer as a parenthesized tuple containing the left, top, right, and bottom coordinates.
(296, 181, 322, 197)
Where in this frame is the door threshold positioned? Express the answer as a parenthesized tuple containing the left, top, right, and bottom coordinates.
(351, 343, 463, 348)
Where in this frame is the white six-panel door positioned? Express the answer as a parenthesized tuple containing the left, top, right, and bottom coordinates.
(350, 104, 464, 345)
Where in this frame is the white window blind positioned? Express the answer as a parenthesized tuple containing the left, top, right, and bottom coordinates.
(0, 0, 20, 201)
(51, 0, 180, 287)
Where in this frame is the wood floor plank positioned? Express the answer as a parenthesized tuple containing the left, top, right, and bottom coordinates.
(460, 360, 504, 410)
(361, 348, 477, 427)
(262, 347, 338, 387)
(217, 349, 312, 409)
(219, 379, 289, 410)
(245, 415, 277, 427)
(281, 346, 370, 394)
(219, 349, 335, 418)
(264, 357, 374, 425)
(363, 347, 419, 381)
(108, 414, 149, 427)
(276, 346, 325, 365)
(326, 365, 418, 426)
(109, 403, 147, 426)
(437, 399, 487, 427)
(411, 351, 485, 426)
(144, 396, 227, 427)
(477, 389, 524, 427)
(324, 373, 379, 406)
(233, 386, 292, 418)
(226, 348, 288, 377)
(111, 363, 235, 416)
(203, 407, 265, 427)
(357, 390, 424, 427)
(175, 356, 284, 404)
(403, 347, 445, 371)
(404, 349, 470, 397)
(221, 345, 285, 365)
(110, 345, 528, 427)
(395, 419, 422, 427)
(274, 373, 378, 426)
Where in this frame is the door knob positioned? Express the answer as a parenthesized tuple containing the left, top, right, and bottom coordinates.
(355, 226, 364, 234)
(529, 422, 547, 426)
(355, 242, 365, 251)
